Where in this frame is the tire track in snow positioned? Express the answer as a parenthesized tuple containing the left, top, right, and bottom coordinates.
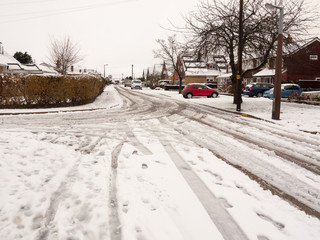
(193, 103, 320, 148)
(153, 131, 249, 240)
(158, 117, 320, 219)
(179, 112, 320, 175)
(109, 141, 124, 240)
(36, 161, 80, 240)
(125, 128, 153, 155)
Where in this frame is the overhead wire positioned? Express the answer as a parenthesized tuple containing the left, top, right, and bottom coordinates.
(0, 0, 55, 6)
(0, 0, 138, 23)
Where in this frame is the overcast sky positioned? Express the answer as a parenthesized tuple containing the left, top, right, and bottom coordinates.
(1, 0, 319, 79)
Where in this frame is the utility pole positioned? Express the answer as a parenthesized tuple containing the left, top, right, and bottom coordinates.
(266, 1, 284, 120)
(131, 64, 134, 79)
(236, 0, 244, 111)
(104, 64, 108, 78)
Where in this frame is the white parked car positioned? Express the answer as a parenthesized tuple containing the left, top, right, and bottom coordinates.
(131, 80, 143, 90)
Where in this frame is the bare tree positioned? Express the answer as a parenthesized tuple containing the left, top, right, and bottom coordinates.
(184, 0, 318, 107)
(154, 35, 186, 93)
(49, 36, 82, 75)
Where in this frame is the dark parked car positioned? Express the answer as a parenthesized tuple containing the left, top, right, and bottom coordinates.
(182, 83, 219, 98)
(243, 82, 274, 97)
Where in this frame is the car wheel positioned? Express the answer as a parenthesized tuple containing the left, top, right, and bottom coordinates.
(186, 93, 193, 99)
(211, 92, 218, 98)
(257, 92, 263, 97)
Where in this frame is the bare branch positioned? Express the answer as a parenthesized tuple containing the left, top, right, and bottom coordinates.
(49, 36, 83, 75)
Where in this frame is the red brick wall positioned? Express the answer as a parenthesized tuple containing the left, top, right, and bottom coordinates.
(285, 40, 320, 82)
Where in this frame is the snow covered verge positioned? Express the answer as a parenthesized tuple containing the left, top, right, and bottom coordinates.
(0, 85, 319, 240)
(142, 88, 320, 134)
(1, 85, 319, 134)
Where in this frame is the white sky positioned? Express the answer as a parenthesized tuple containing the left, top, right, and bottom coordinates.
(1, 0, 319, 79)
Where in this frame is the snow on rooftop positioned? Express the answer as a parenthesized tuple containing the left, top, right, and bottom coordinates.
(217, 73, 232, 79)
(0, 52, 21, 66)
(253, 68, 276, 77)
(186, 68, 222, 77)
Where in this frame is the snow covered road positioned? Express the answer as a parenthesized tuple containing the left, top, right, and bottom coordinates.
(1, 85, 320, 240)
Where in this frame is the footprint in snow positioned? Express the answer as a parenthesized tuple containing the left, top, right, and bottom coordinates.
(257, 236, 270, 240)
(256, 212, 285, 230)
(204, 169, 223, 181)
(122, 201, 129, 213)
(31, 214, 43, 230)
(218, 198, 233, 208)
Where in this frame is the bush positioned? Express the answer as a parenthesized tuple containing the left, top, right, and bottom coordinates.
(0, 74, 104, 108)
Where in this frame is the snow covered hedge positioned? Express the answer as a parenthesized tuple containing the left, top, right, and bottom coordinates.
(0, 74, 105, 108)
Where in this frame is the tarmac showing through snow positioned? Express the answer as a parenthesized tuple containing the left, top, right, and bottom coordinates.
(0, 85, 320, 240)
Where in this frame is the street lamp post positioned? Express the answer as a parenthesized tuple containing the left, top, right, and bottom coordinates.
(266, 2, 284, 120)
(104, 64, 108, 78)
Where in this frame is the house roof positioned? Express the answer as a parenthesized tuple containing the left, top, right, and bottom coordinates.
(7, 63, 23, 70)
(23, 64, 41, 72)
(253, 68, 276, 77)
(0, 52, 21, 66)
(290, 37, 320, 55)
(217, 73, 232, 79)
(185, 68, 222, 77)
(39, 63, 59, 74)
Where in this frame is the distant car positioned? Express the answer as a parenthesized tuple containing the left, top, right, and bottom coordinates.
(182, 83, 219, 99)
(158, 80, 172, 87)
(243, 82, 274, 97)
(124, 79, 131, 87)
(263, 84, 303, 98)
(131, 80, 142, 90)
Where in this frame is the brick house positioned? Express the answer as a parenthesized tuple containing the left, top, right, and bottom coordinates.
(172, 56, 185, 85)
(284, 37, 320, 82)
(172, 55, 226, 86)
(249, 38, 320, 86)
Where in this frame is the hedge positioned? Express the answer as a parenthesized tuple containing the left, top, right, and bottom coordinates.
(0, 74, 105, 108)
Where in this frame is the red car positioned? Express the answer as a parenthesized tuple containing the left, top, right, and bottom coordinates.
(182, 83, 219, 98)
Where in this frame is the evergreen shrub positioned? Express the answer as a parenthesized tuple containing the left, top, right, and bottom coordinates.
(0, 74, 104, 108)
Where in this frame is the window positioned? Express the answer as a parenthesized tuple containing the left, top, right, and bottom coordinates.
(310, 55, 318, 60)
(198, 85, 208, 89)
(191, 85, 197, 89)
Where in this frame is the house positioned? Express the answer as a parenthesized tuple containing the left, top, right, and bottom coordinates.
(172, 55, 227, 86)
(248, 38, 320, 87)
(0, 43, 22, 75)
(284, 37, 320, 82)
(0, 43, 60, 76)
(67, 66, 97, 75)
(172, 56, 185, 85)
(144, 62, 169, 87)
(217, 73, 232, 91)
